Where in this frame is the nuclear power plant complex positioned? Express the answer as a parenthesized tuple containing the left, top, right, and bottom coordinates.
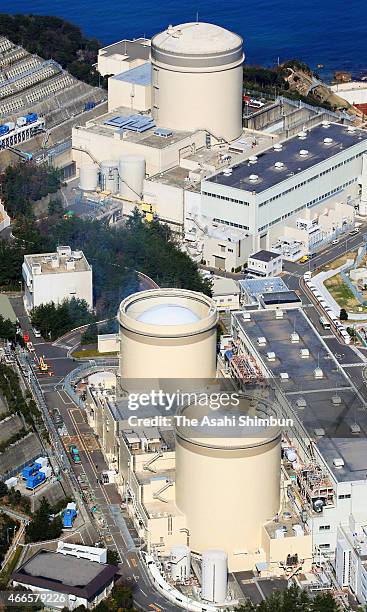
(6, 15, 367, 612)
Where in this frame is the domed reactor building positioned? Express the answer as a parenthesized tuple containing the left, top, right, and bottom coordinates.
(151, 22, 244, 141)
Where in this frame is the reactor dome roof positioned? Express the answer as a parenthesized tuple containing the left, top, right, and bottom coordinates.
(137, 303, 200, 325)
(152, 22, 243, 56)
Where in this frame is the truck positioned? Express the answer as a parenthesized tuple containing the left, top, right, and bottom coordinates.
(69, 444, 81, 464)
(63, 503, 77, 528)
(25, 113, 38, 124)
(0, 125, 9, 137)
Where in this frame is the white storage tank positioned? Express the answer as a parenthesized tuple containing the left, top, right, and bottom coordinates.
(119, 155, 146, 200)
(201, 549, 227, 604)
(151, 22, 244, 141)
(118, 289, 218, 379)
(79, 164, 98, 192)
(100, 160, 119, 193)
(170, 544, 191, 581)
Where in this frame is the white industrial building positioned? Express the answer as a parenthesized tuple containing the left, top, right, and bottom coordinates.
(22, 246, 93, 312)
(211, 277, 240, 311)
(247, 250, 282, 277)
(73, 18, 367, 272)
(97, 37, 150, 77)
(12, 545, 116, 610)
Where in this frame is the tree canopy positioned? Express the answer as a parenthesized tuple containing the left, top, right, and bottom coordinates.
(31, 298, 94, 341)
(25, 497, 62, 543)
(237, 584, 340, 612)
(0, 163, 62, 218)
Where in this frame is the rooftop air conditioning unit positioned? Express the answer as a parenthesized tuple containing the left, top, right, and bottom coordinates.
(322, 120, 331, 128)
(242, 312, 251, 320)
(280, 372, 289, 380)
(298, 131, 307, 139)
(314, 367, 324, 379)
(273, 143, 283, 151)
(249, 174, 259, 182)
(274, 161, 284, 169)
(290, 332, 300, 343)
(275, 310, 284, 319)
(257, 336, 266, 346)
(300, 348, 309, 358)
(267, 352, 276, 362)
(248, 155, 258, 164)
(314, 428, 325, 437)
(296, 397, 307, 408)
(333, 457, 345, 468)
(350, 423, 361, 434)
(299, 149, 309, 157)
(324, 137, 333, 145)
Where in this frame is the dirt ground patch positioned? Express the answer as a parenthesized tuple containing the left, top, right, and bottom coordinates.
(325, 273, 367, 313)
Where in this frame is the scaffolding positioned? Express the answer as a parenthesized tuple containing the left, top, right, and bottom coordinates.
(229, 353, 264, 385)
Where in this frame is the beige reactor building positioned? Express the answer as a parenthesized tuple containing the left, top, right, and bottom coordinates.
(85, 288, 312, 581)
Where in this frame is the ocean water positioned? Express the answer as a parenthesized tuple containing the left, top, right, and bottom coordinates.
(1, 0, 366, 76)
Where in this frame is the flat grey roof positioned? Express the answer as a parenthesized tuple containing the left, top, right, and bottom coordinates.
(206, 123, 367, 194)
(250, 250, 280, 263)
(233, 308, 367, 482)
(100, 38, 150, 60)
(239, 277, 289, 298)
(13, 550, 117, 599)
(261, 291, 301, 305)
(112, 62, 151, 86)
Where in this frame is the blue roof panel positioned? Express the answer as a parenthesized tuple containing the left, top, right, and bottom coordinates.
(113, 62, 151, 86)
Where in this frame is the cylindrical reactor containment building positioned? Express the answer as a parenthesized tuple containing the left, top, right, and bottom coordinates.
(118, 289, 218, 379)
(151, 22, 244, 142)
(175, 398, 281, 571)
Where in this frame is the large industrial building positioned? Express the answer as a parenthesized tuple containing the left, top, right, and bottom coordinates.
(22, 246, 93, 312)
(71, 19, 367, 271)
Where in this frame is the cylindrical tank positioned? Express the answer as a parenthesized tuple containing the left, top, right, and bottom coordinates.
(151, 22, 244, 142)
(118, 289, 218, 379)
(170, 544, 191, 581)
(100, 160, 119, 193)
(201, 549, 227, 604)
(175, 397, 281, 572)
(79, 164, 98, 191)
(119, 155, 146, 200)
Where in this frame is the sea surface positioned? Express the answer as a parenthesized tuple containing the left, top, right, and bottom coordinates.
(1, 0, 367, 78)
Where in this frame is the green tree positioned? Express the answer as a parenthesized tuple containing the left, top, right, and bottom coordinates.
(106, 549, 120, 566)
(237, 585, 340, 612)
(0, 482, 7, 498)
(31, 298, 93, 341)
(25, 497, 63, 543)
(340, 308, 348, 321)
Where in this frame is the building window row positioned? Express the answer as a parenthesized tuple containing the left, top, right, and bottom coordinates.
(258, 152, 364, 208)
(202, 191, 249, 206)
(257, 179, 356, 232)
(338, 494, 351, 499)
(213, 218, 249, 230)
(319, 525, 331, 531)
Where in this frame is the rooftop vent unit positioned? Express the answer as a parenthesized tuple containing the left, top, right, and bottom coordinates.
(296, 397, 307, 408)
(32, 263, 42, 275)
(274, 161, 285, 169)
(290, 332, 300, 343)
(248, 155, 258, 164)
(323, 137, 333, 145)
(333, 457, 344, 468)
(314, 428, 325, 437)
(347, 125, 356, 133)
(223, 167, 233, 176)
(242, 312, 251, 321)
(267, 351, 276, 362)
(298, 131, 307, 139)
(322, 120, 331, 128)
(300, 348, 309, 358)
(154, 127, 173, 138)
(275, 309, 284, 319)
(51, 256, 59, 269)
(299, 149, 309, 157)
(273, 143, 283, 151)
(257, 336, 267, 346)
(249, 174, 259, 182)
(280, 372, 289, 381)
(332, 395, 341, 405)
(313, 367, 324, 379)
(350, 423, 361, 434)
